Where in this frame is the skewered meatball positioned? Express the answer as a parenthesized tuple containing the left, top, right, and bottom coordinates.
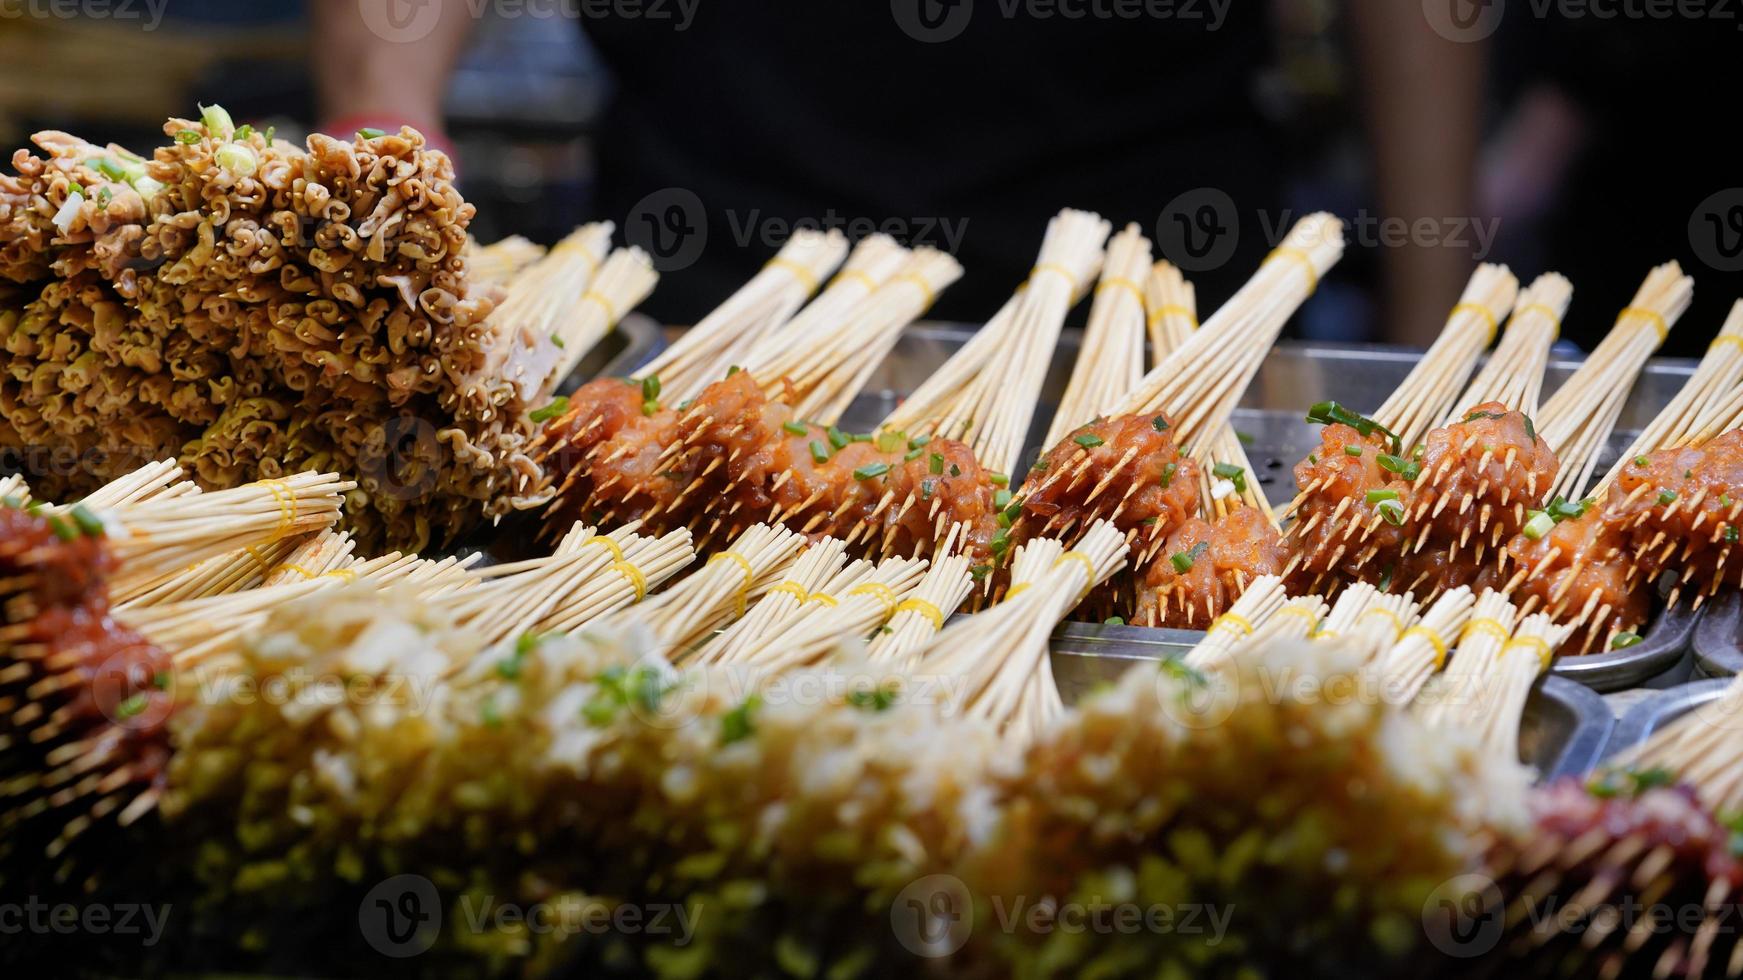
(1285, 423, 1407, 594)
(1492, 507, 1647, 651)
(1612, 428, 1743, 595)
(1135, 505, 1286, 628)
(1410, 401, 1557, 548)
(1020, 413, 1201, 549)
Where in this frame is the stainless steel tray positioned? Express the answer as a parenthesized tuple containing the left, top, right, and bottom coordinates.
(849, 324, 1705, 692)
(1692, 592, 1743, 678)
(1048, 627, 1615, 781)
(1602, 678, 1732, 760)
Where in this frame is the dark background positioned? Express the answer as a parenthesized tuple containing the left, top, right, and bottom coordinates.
(4, 0, 1738, 354)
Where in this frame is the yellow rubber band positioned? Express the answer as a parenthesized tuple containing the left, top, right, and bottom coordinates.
(1451, 302, 1500, 344)
(1460, 617, 1510, 646)
(1402, 625, 1450, 670)
(708, 550, 755, 616)
(280, 563, 318, 580)
(1006, 582, 1033, 600)
(325, 569, 358, 583)
(1095, 276, 1145, 307)
(611, 559, 647, 602)
(1516, 303, 1563, 341)
(1147, 304, 1200, 330)
(766, 256, 820, 294)
(1360, 606, 1406, 640)
(1505, 634, 1555, 672)
(243, 545, 271, 574)
(1209, 612, 1254, 637)
(769, 581, 809, 604)
(831, 269, 880, 293)
(1264, 247, 1318, 295)
(261, 479, 297, 539)
(806, 591, 839, 608)
(1312, 628, 1339, 641)
(1619, 306, 1669, 344)
(1710, 334, 1743, 355)
(895, 273, 936, 309)
(848, 582, 899, 620)
(584, 536, 626, 562)
(894, 597, 944, 630)
(1030, 262, 1077, 291)
(1054, 551, 1099, 596)
(581, 290, 620, 325)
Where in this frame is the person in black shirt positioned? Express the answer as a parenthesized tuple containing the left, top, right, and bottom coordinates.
(313, 1, 1481, 340)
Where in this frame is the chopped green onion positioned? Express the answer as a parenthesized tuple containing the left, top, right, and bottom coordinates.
(1236, 431, 1254, 444)
(828, 426, 849, 450)
(233, 124, 255, 141)
(214, 143, 258, 176)
(174, 130, 203, 145)
(357, 127, 387, 139)
(1306, 400, 1399, 450)
(199, 103, 235, 139)
(1104, 616, 1125, 626)
(1522, 413, 1536, 442)
(1160, 462, 1177, 488)
(1169, 541, 1210, 573)
(1364, 489, 1399, 504)
(876, 430, 907, 453)
(529, 396, 569, 423)
(1151, 415, 1169, 432)
(1522, 511, 1555, 540)
(853, 462, 891, 481)
(904, 447, 924, 461)
(846, 686, 898, 712)
(908, 434, 931, 449)
(1611, 631, 1643, 650)
(550, 334, 566, 349)
(929, 453, 944, 475)
(950, 464, 961, 477)
(641, 374, 661, 402)
(809, 441, 830, 464)
(1635, 456, 1651, 467)
(720, 695, 761, 745)
(1343, 445, 1362, 457)
(1377, 453, 1421, 481)
(989, 530, 1010, 557)
(993, 489, 1013, 508)
(1074, 433, 1105, 448)
(782, 421, 808, 436)
(921, 478, 936, 500)
(47, 516, 77, 541)
(1658, 489, 1678, 506)
(1727, 526, 1739, 543)
(1723, 494, 1735, 508)
(1212, 462, 1247, 493)
(1547, 497, 1588, 522)
(69, 504, 105, 537)
(116, 693, 149, 719)
(988, 472, 1009, 487)
(1376, 498, 1405, 526)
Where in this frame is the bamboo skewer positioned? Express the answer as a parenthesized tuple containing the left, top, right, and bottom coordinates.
(1610, 672, 1743, 815)
(1144, 260, 1275, 522)
(1373, 586, 1475, 705)
(607, 523, 807, 660)
(917, 521, 1128, 742)
(1538, 262, 1693, 501)
(864, 525, 974, 669)
(689, 538, 854, 666)
(484, 222, 618, 398)
(636, 230, 849, 403)
(467, 234, 548, 286)
(882, 209, 1110, 473)
(1044, 224, 1151, 446)
(1376, 263, 1519, 448)
(1475, 613, 1569, 766)
(727, 556, 930, 674)
(1443, 273, 1568, 423)
(746, 245, 960, 424)
(1415, 590, 1517, 726)
(1181, 574, 1286, 671)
